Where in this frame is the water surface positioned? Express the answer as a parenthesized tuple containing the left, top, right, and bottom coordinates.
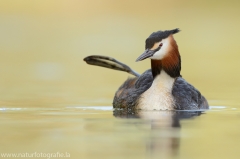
(1, 106, 239, 159)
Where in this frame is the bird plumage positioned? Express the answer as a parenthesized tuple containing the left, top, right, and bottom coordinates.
(113, 69, 208, 110)
(84, 28, 209, 111)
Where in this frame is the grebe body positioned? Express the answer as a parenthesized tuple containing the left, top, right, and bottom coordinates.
(84, 28, 209, 110)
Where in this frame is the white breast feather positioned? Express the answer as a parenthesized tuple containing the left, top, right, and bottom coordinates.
(137, 70, 175, 110)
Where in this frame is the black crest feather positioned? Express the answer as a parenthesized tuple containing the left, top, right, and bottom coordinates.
(145, 28, 180, 49)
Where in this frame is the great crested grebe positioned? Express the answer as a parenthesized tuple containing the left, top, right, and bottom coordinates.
(84, 28, 209, 110)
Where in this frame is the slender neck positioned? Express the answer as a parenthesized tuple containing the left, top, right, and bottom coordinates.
(151, 38, 181, 78)
(151, 59, 162, 78)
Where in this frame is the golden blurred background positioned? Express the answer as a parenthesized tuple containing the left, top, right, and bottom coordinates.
(0, 0, 240, 107)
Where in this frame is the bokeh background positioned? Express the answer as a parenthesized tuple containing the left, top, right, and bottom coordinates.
(0, 0, 240, 107)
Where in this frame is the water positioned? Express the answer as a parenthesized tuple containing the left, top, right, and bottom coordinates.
(1, 106, 239, 159)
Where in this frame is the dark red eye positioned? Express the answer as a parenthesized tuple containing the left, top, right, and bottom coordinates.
(159, 43, 163, 46)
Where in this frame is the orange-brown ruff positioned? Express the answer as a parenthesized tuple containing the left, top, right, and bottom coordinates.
(161, 35, 180, 74)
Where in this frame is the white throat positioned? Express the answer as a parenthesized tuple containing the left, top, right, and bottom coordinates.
(137, 70, 175, 110)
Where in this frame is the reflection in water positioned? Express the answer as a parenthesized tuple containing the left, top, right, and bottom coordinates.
(1, 107, 240, 159)
(114, 109, 203, 158)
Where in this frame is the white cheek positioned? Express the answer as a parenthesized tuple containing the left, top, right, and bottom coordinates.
(150, 43, 169, 60)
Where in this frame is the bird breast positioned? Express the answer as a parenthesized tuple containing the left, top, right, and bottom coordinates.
(136, 70, 175, 110)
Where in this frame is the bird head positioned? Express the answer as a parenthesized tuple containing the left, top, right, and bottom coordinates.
(136, 28, 180, 62)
